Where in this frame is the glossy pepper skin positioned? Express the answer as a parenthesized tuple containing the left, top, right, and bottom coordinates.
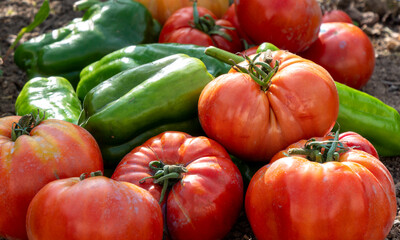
(77, 43, 230, 100)
(15, 77, 81, 124)
(335, 82, 400, 156)
(79, 54, 214, 166)
(14, 0, 161, 87)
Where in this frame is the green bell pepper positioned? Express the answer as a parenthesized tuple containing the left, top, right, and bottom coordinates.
(77, 43, 231, 100)
(79, 54, 214, 163)
(15, 76, 81, 124)
(14, 0, 160, 87)
(205, 46, 400, 157)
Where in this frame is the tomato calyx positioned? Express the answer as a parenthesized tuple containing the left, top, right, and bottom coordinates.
(11, 111, 44, 141)
(286, 131, 350, 163)
(190, 1, 234, 42)
(139, 160, 188, 203)
(233, 53, 279, 91)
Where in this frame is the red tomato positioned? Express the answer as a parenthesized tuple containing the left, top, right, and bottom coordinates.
(246, 148, 396, 240)
(136, 0, 230, 25)
(222, 3, 253, 47)
(235, 0, 322, 53)
(26, 175, 163, 240)
(198, 50, 339, 162)
(271, 131, 379, 161)
(111, 131, 243, 240)
(299, 22, 375, 89)
(322, 9, 353, 23)
(339, 131, 379, 158)
(0, 115, 103, 240)
(159, 4, 242, 53)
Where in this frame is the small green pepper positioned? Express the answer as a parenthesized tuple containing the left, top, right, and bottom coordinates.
(14, 0, 160, 87)
(77, 43, 231, 100)
(15, 76, 81, 124)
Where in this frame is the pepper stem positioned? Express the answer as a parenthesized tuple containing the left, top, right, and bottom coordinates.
(139, 160, 188, 203)
(11, 110, 45, 141)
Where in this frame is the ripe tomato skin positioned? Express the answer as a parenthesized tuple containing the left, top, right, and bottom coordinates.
(198, 50, 339, 162)
(322, 10, 353, 23)
(26, 176, 163, 240)
(299, 22, 375, 89)
(246, 150, 396, 240)
(0, 116, 103, 240)
(235, 0, 322, 53)
(159, 6, 242, 53)
(339, 131, 379, 158)
(222, 3, 253, 47)
(111, 131, 243, 240)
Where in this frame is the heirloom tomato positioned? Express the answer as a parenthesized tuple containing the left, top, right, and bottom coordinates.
(111, 131, 243, 240)
(159, 3, 242, 53)
(26, 174, 163, 240)
(299, 22, 375, 89)
(235, 0, 322, 53)
(0, 114, 103, 240)
(322, 9, 353, 23)
(246, 136, 396, 240)
(136, 0, 229, 24)
(198, 50, 339, 162)
(271, 131, 379, 162)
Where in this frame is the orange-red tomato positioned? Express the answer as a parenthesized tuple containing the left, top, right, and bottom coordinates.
(112, 131, 243, 240)
(246, 149, 396, 240)
(136, 0, 230, 25)
(322, 9, 353, 23)
(0, 116, 103, 240)
(26, 175, 163, 240)
(235, 0, 322, 53)
(299, 22, 375, 89)
(198, 50, 339, 162)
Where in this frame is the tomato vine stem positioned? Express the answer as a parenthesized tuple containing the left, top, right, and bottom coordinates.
(11, 110, 44, 141)
(139, 160, 188, 203)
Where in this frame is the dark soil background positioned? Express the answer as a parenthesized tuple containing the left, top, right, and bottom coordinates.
(1, 0, 400, 239)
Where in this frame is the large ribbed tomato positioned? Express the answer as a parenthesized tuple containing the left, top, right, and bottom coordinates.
(111, 131, 243, 240)
(136, 0, 229, 24)
(26, 174, 163, 240)
(235, 0, 322, 53)
(299, 22, 375, 89)
(198, 50, 339, 162)
(0, 114, 103, 240)
(246, 137, 396, 240)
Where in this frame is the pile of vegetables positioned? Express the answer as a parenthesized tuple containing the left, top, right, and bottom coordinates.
(1, 0, 399, 239)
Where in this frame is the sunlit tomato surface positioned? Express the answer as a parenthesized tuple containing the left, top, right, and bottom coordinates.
(112, 131, 243, 240)
(159, 5, 242, 53)
(198, 50, 339, 162)
(136, 0, 230, 24)
(0, 116, 103, 240)
(322, 9, 353, 23)
(26, 176, 163, 240)
(299, 22, 375, 89)
(271, 131, 379, 161)
(235, 0, 322, 53)
(246, 149, 396, 240)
